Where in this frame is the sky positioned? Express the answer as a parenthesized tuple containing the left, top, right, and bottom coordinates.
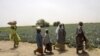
(0, 0, 100, 27)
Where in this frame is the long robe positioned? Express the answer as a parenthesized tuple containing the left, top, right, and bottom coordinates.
(43, 33, 52, 51)
(57, 28, 66, 44)
(9, 27, 21, 45)
(35, 33, 43, 54)
(76, 26, 86, 50)
(55, 27, 66, 50)
(36, 33, 43, 48)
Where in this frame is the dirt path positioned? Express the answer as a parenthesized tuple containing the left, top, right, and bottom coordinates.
(0, 41, 100, 56)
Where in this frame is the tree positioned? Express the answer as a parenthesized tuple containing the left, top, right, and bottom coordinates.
(36, 19, 45, 27)
(44, 22, 50, 27)
(36, 19, 50, 27)
(53, 21, 60, 26)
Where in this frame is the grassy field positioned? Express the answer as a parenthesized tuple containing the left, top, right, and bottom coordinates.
(0, 23, 100, 48)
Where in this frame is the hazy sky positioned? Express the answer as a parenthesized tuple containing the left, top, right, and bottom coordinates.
(0, 0, 100, 27)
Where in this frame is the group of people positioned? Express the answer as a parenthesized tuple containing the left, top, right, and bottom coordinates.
(34, 23, 67, 55)
(34, 27, 52, 55)
(8, 21, 88, 55)
(54, 24, 66, 51)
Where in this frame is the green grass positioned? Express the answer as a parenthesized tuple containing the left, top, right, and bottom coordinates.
(0, 23, 100, 48)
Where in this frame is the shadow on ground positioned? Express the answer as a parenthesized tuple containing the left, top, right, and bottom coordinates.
(78, 51, 89, 56)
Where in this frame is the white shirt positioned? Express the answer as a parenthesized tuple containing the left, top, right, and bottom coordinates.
(43, 33, 50, 44)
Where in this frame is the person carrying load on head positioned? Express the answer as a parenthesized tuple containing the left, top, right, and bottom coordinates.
(8, 21, 21, 48)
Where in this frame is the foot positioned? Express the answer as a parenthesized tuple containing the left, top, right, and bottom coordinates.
(50, 51, 53, 54)
(15, 45, 18, 48)
(44, 50, 47, 53)
(82, 50, 85, 53)
(76, 50, 79, 54)
(14, 46, 17, 48)
(53, 46, 55, 50)
(41, 53, 44, 56)
(34, 50, 36, 55)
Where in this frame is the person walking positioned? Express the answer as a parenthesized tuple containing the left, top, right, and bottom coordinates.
(76, 22, 88, 54)
(34, 26, 43, 55)
(54, 24, 66, 51)
(8, 21, 21, 48)
(43, 29, 53, 53)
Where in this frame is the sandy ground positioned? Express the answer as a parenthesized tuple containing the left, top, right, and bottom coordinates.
(0, 41, 100, 56)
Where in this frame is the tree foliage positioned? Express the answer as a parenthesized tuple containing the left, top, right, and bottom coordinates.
(36, 19, 50, 27)
(53, 21, 60, 26)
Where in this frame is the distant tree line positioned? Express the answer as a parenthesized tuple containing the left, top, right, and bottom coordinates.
(36, 19, 60, 27)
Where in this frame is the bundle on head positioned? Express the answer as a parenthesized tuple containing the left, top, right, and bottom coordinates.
(8, 21, 17, 25)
